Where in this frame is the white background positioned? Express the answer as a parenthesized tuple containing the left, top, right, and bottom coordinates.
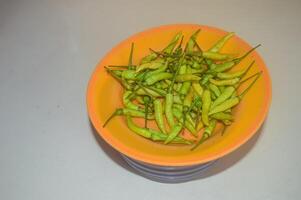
(1, 0, 300, 199)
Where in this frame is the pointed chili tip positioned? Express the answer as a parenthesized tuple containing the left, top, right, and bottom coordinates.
(103, 108, 123, 128)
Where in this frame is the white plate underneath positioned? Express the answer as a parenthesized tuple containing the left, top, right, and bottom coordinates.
(122, 154, 216, 183)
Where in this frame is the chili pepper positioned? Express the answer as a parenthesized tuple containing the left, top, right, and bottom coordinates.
(172, 108, 197, 136)
(103, 108, 154, 127)
(173, 95, 183, 104)
(219, 86, 226, 92)
(165, 93, 175, 128)
(123, 91, 140, 110)
(143, 96, 151, 128)
(183, 87, 194, 108)
(153, 99, 166, 134)
(196, 117, 204, 131)
(211, 112, 234, 120)
(136, 87, 160, 97)
(192, 82, 204, 97)
(150, 129, 191, 144)
(175, 74, 201, 82)
(201, 90, 211, 126)
(191, 66, 206, 74)
(209, 97, 239, 115)
(144, 62, 168, 79)
(145, 72, 173, 85)
(201, 74, 213, 85)
(209, 83, 221, 97)
(179, 66, 192, 95)
(202, 51, 231, 61)
(166, 55, 186, 129)
(163, 32, 182, 54)
(191, 119, 217, 150)
(211, 86, 235, 109)
(209, 77, 240, 86)
(121, 70, 136, 80)
(173, 103, 183, 112)
(209, 32, 235, 53)
(136, 60, 164, 72)
(105, 67, 132, 89)
(164, 124, 183, 144)
(126, 115, 152, 138)
(136, 96, 145, 104)
(142, 85, 167, 96)
(186, 29, 201, 53)
(140, 53, 157, 64)
(213, 45, 260, 72)
(217, 60, 254, 79)
(209, 72, 261, 115)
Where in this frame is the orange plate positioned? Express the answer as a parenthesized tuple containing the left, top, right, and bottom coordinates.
(87, 24, 272, 167)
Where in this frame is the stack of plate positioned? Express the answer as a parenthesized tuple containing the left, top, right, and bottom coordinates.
(122, 155, 216, 183)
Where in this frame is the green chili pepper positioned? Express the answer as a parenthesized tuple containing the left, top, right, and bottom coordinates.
(163, 32, 182, 54)
(136, 87, 160, 97)
(142, 85, 167, 96)
(186, 114, 196, 129)
(103, 108, 154, 127)
(121, 70, 136, 80)
(192, 82, 203, 97)
(212, 61, 236, 73)
(165, 93, 175, 128)
(202, 51, 231, 61)
(153, 99, 166, 134)
(201, 74, 213, 85)
(106, 69, 123, 76)
(172, 108, 197, 136)
(191, 67, 206, 74)
(217, 60, 254, 79)
(211, 86, 235, 108)
(175, 74, 201, 82)
(126, 115, 152, 138)
(105, 67, 132, 89)
(213, 45, 260, 72)
(196, 118, 204, 131)
(164, 124, 183, 144)
(237, 71, 262, 98)
(143, 96, 151, 128)
(186, 29, 201, 53)
(145, 72, 173, 85)
(209, 32, 235, 53)
(149, 129, 191, 144)
(173, 103, 183, 112)
(201, 90, 211, 126)
(173, 95, 183, 104)
(144, 62, 168, 79)
(209, 83, 221, 97)
(136, 96, 145, 104)
(209, 97, 239, 115)
(209, 78, 240, 86)
(123, 91, 140, 110)
(136, 61, 164, 73)
(183, 87, 194, 108)
(211, 112, 234, 120)
(179, 66, 192, 95)
(219, 86, 226, 92)
(191, 119, 217, 150)
(140, 53, 157, 64)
